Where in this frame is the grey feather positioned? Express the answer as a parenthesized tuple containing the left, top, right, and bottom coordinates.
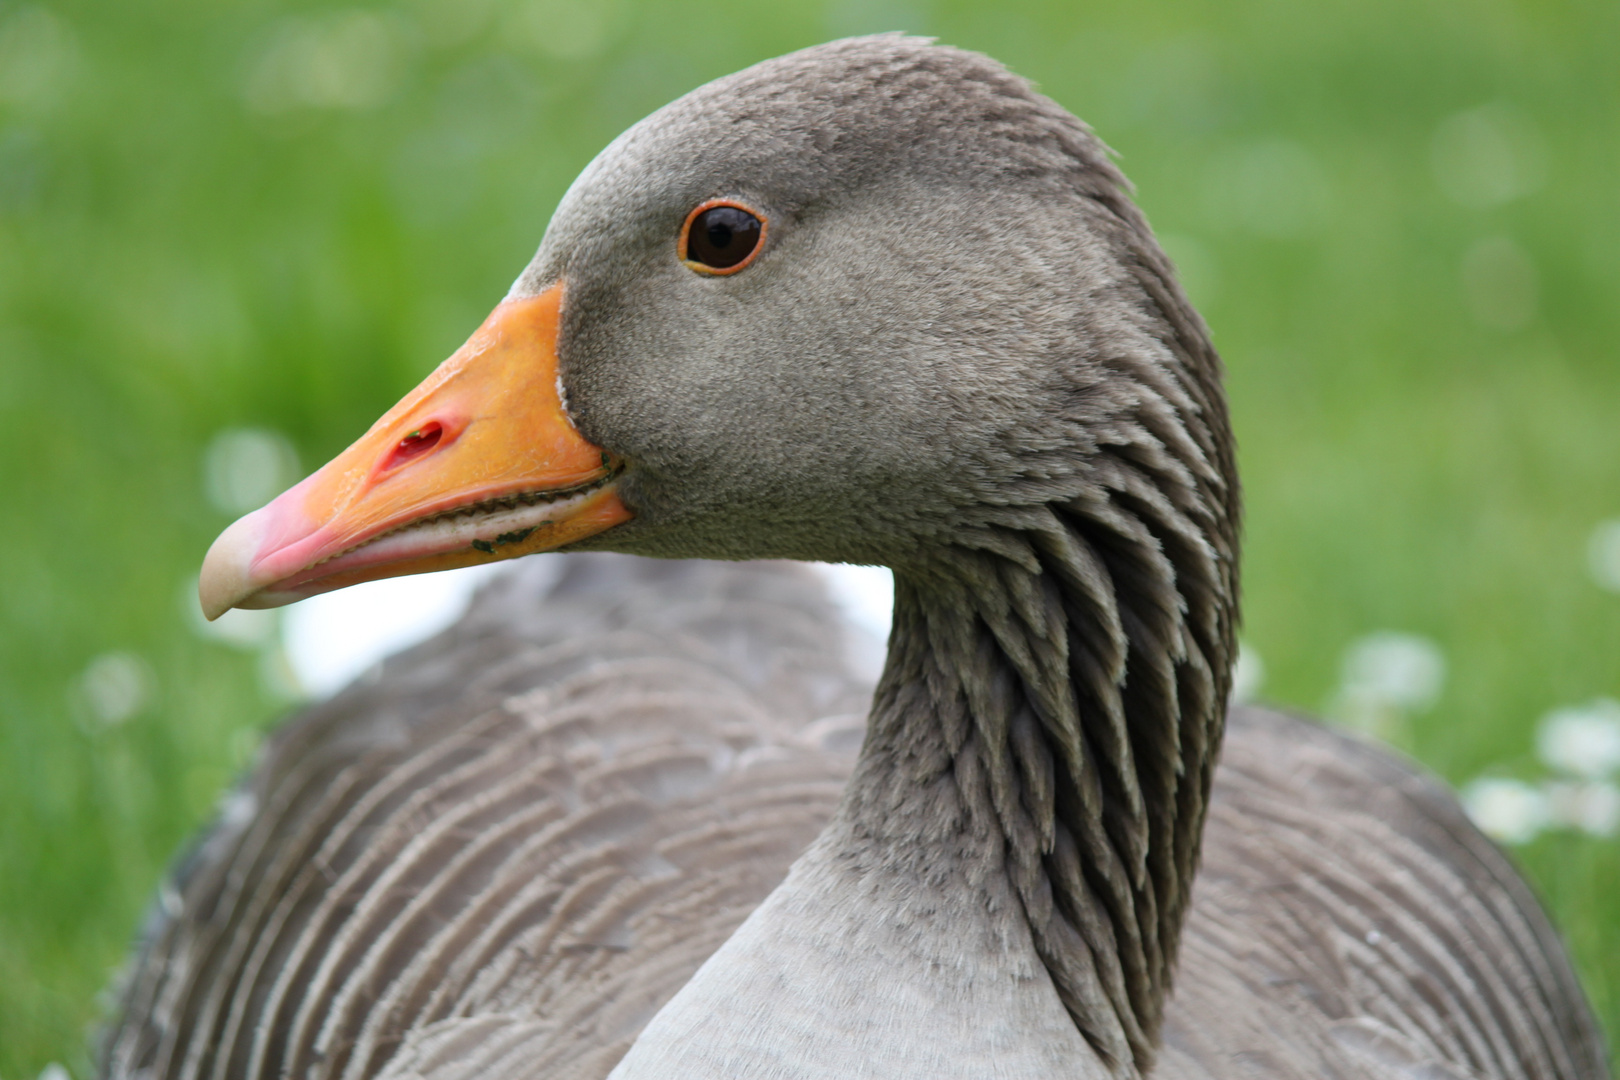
(103, 558, 1606, 1080)
(104, 557, 865, 1080)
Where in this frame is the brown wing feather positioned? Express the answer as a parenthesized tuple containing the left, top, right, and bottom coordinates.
(1162, 706, 1609, 1080)
(101, 555, 867, 1080)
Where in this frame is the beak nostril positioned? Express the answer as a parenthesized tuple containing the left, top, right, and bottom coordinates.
(383, 422, 444, 472)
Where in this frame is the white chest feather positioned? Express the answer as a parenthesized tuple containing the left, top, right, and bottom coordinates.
(608, 830, 1108, 1080)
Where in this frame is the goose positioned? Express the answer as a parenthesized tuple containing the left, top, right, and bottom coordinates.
(103, 35, 1608, 1080)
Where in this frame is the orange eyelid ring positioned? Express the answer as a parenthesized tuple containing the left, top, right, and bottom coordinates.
(196, 281, 633, 620)
(678, 198, 768, 275)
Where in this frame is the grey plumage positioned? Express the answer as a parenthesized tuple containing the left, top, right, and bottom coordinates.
(104, 34, 1607, 1080)
(1170, 709, 1605, 1079)
(104, 558, 1606, 1080)
(106, 558, 866, 1080)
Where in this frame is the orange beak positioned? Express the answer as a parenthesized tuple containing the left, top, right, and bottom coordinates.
(198, 282, 631, 619)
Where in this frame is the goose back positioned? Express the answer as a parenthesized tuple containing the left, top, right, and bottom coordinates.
(1168, 708, 1608, 1079)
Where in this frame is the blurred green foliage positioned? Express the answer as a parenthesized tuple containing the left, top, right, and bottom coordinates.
(1, 0, 1616, 1075)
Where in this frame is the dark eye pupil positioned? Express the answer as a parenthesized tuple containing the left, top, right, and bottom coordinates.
(687, 205, 762, 270)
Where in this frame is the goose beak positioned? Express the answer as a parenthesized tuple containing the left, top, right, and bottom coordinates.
(198, 282, 631, 620)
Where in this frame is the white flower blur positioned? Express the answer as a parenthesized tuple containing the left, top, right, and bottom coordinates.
(77, 652, 154, 725)
(1340, 632, 1446, 712)
(1588, 519, 1620, 593)
(204, 428, 300, 516)
(1543, 781, 1620, 838)
(1461, 778, 1550, 845)
(1537, 699, 1620, 780)
(1231, 641, 1265, 704)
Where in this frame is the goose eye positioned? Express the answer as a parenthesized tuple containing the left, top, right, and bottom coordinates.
(681, 202, 765, 274)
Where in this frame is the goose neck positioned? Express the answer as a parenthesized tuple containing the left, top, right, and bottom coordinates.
(840, 524, 1233, 1074)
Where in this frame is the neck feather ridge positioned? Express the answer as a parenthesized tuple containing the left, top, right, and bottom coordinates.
(846, 451, 1237, 1075)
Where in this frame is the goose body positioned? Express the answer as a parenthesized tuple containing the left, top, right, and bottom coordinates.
(106, 36, 1607, 1080)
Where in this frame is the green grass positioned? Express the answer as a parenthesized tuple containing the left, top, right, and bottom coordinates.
(2, 0, 1616, 1074)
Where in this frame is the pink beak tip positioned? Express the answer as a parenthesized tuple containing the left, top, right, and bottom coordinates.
(198, 508, 271, 620)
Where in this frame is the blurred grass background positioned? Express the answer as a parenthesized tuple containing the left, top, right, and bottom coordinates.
(1, 0, 1617, 1074)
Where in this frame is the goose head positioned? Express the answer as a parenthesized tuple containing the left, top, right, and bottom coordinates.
(199, 35, 1234, 618)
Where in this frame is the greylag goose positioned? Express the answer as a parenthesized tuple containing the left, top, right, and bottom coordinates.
(105, 35, 1608, 1080)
